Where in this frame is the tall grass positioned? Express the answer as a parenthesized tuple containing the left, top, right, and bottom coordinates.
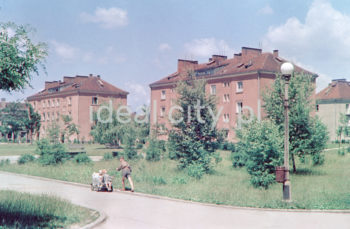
(0, 190, 97, 228)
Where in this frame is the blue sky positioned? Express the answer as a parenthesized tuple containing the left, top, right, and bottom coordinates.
(1, 0, 350, 110)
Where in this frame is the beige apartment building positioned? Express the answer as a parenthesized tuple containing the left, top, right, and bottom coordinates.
(150, 47, 317, 141)
(316, 79, 350, 141)
(27, 74, 128, 142)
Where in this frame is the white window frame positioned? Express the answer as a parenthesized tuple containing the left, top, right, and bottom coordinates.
(160, 107, 165, 117)
(161, 90, 166, 100)
(92, 97, 98, 105)
(210, 85, 216, 95)
(236, 102, 243, 114)
(237, 81, 243, 93)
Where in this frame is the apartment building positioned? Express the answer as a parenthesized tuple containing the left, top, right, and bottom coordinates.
(27, 74, 128, 141)
(149, 47, 316, 141)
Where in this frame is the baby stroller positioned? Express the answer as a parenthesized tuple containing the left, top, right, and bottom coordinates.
(91, 172, 113, 192)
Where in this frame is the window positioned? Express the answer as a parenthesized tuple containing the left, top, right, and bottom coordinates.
(68, 97, 72, 105)
(223, 114, 230, 123)
(236, 102, 243, 114)
(160, 107, 165, 117)
(56, 112, 60, 121)
(48, 100, 51, 107)
(33, 102, 36, 108)
(223, 82, 230, 87)
(51, 99, 55, 107)
(52, 112, 55, 121)
(161, 90, 166, 100)
(237, 81, 243, 93)
(346, 104, 350, 114)
(56, 99, 60, 106)
(223, 94, 230, 102)
(43, 113, 46, 121)
(92, 97, 98, 105)
(47, 112, 50, 121)
(316, 104, 319, 111)
(210, 85, 216, 95)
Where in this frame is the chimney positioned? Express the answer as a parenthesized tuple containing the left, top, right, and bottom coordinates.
(89, 74, 93, 77)
(45, 81, 52, 89)
(241, 47, 262, 58)
(177, 59, 198, 72)
(234, 53, 242, 62)
(97, 75, 101, 78)
(273, 50, 279, 57)
(211, 55, 227, 63)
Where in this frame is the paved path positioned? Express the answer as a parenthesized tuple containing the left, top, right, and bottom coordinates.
(0, 172, 349, 229)
(0, 155, 102, 164)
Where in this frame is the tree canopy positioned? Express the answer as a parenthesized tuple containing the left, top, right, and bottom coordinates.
(0, 22, 47, 91)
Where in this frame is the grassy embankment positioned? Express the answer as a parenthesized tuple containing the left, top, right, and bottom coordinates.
(0, 190, 98, 228)
(0, 143, 349, 210)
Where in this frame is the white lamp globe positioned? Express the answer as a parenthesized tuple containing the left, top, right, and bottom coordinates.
(281, 62, 294, 75)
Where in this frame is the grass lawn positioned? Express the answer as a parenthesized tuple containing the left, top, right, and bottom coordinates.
(0, 147, 349, 210)
(0, 190, 98, 228)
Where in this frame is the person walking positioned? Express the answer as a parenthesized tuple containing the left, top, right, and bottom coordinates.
(116, 156, 134, 192)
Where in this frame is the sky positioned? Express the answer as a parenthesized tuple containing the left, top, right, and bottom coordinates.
(1, 0, 350, 111)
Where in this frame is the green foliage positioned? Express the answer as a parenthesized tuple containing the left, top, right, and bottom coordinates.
(36, 139, 67, 165)
(220, 141, 236, 151)
(338, 148, 346, 156)
(47, 122, 61, 144)
(123, 125, 138, 159)
(152, 176, 167, 185)
(24, 103, 41, 142)
(169, 79, 222, 175)
(0, 159, 10, 166)
(171, 176, 188, 184)
(235, 119, 283, 188)
(0, 22, 48, 92)
(61, 115, 80, 143)
(187, 162, 205, 179)
(103, 152, 113, 160)
(18, 154, 35, 164)
(263, 74, 329, 171)
(73, 154, 91, 164)
(145, 138, 162, 161)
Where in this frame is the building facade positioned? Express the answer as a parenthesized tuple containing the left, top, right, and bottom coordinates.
(150, 47, 316, 141)
(27, 74, 128, 142)
(316, 79, 350, 141)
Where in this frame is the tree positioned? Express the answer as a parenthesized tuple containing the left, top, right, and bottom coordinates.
(169, 79, 223, 176)
(234, 119, 283, 188)
(24, 103, 41, 143)
(61, 115, 80, 143)
(336, 113, 349, 145)
(263, 74, 329, 172)
(122, 124, 138, 159)
(0, 102, 28, 142)
(0, 22, 47, 91)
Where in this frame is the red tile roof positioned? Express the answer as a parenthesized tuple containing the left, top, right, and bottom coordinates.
(316, 79, 350, 101)
(27, 75, 128, 100)
(150, 47, 316, 88)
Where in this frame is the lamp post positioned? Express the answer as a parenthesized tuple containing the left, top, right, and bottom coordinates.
(280, 62, 294, 202)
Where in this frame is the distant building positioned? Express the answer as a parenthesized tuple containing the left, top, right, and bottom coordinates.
(27, 74, 128, 142)
(149, 47, 317, 141)
(316, 79, 350, 141)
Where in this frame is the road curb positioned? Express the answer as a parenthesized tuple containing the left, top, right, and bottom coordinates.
(0, 171, 107, 229)
(1, 170, 350, 215)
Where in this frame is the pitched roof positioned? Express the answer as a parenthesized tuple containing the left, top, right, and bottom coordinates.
(27, 75, 128, 100)
(150, 47, 316, 88)
(316, 79, 350, 102)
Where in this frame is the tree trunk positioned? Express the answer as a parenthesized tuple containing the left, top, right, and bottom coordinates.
(291, 153, 296, 173)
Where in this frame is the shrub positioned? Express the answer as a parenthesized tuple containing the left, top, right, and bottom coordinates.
(103, 152, 113, 161)
(145, 138, 162, 161)
(171, 176, 188, 184)
(136, 142, 143, 149)
(36, 139, 67, 165)
(338, 148, 345, 156)
(123, 130, 138, 160)
(187, 163, 205, 179)
(235, 119, 283, 188)
(73, 154, 92, 164)
(347, 146, 350, 153)
(167, 135, 179, 160)
(152, 176, 167, 185)
(18, 154, 36, 164)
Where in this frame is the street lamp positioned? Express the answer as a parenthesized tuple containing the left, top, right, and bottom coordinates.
(281, 62, 294, 202)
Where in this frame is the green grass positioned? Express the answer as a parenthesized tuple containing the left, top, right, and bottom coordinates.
(0, 148, 349, 210)
(0, 190, 98, 228)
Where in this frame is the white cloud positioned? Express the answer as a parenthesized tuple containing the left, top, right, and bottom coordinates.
(259, 5, 274, 15)
(51, 40, 78, 60)
(158, 43, 172, 51)
(184, 38, 234, 59)
(124, 82, 150, 110)
(263, 0, 350, 91)
(80, 7, 128, 29)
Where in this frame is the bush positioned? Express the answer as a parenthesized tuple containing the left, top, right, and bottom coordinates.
(103, 152, 113, 161)
(136, 142, 143, 149)
(18, 154, 36, 164)
(36, 139, 67, 165)
(338, 148, 345, 156)
(145, 138, 162, 161)
(347, 146, 350, 153)
(235, 120, 283, 188)
(171, 176, 187, 184)
(73, 154, 92, 164)
(220, 141, 235, 151)
(187, 163, 205, 179)
(167, 135, 179, 160)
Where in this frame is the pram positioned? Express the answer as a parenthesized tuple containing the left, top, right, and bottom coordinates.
(91, 172, 113, 192)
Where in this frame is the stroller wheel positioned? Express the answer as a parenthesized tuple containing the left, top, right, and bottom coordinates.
(90, 184, 94, 191)
(109, 185, 113, 192)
